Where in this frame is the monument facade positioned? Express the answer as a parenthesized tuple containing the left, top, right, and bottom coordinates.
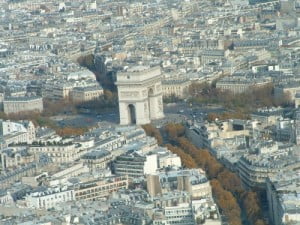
(116, 66, 164, 125)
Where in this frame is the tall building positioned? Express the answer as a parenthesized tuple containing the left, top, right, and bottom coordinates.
(114, 152, 158, 178)
(147, 169, 211, 199)
(147, 175, 162, 197)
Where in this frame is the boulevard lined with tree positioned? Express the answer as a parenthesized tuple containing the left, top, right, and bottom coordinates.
(142, 123, 267, 225)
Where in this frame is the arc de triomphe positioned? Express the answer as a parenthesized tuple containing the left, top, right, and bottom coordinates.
(115, 66, 164, 125)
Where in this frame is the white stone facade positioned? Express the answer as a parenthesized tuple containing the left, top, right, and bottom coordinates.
(1, 120, 36, 147)
(25, 187, 75, 209)
(116, 66, 164, 125)
(162, 79, 191, 99)
(29, 144, 83, 163)
(71, 86, 103, 103)
(3, 96, 43, 114)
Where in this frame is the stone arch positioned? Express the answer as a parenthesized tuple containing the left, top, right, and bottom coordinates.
(116, 66, 164, 125)
(148, 87, 154, 96)
(128, 104, 136, 124)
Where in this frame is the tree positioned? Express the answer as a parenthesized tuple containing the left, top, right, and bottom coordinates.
(77, 54, 95, 70)
(242, 192, 262, 223)
(55, 127, 87, 137)
(165, 144, 197, 168)
(217, 170, 243, 195)
(43, 98, 77, 117)
(164, 132, 266, 225)
(163, 94, 182, 103)
(164, 123, 185, 142)
(75, 90, 118, 113)
(77, 54, 116, 91)
(142, 124, 163, 145)
(210, 179, 242, 225)
(188, 81, 292, 114)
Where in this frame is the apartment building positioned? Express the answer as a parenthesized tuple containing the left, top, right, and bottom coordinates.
(1, 147, 35, 170)
(29, 143, 84, 163)
(114, 152, 158, 178)
(71, 86, 104, 103)
(3, 96, 43, 114)
(74, 176, 128, 201)
(25, 186, 75, 209)
(81, 150, 112, 171)
(162, 79, 191, 99)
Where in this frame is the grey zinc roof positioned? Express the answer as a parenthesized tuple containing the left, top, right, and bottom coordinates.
(82, 150, 111, 160)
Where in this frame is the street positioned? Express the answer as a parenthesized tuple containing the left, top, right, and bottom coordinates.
(52, 102, 226, 128)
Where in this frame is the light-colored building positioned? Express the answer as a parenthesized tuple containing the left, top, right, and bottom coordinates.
(0, 120, 36, 147)
(251, 108, 283, 126)
(158, 152, 182, 168)
(186, 120, 250, 150)
(147, 168, 211, 199)
(3, 96, 43, 114)
(0, 120, 36, 148)
(0, 163, 38, 189)
(0, 191, 14, 206)
(71, 86, 104, 103)
(95, 135, 126, 151)
(116, 66, 164, 125)
(25, 186, 75, 209)
(74, 175, 128, 201)
(294, 92, 300, 108)
(274, 83, 300, 101)
(216, 76, 271, 94)
(162, 79, 191, 99)
(81, 150, 112, 171)
(43, 82, 73, 100)
(201, 49, 228, 65)
(192, 199, 221, 225)
(237, 144, 300, 189)
(2, 120, 35, 140)
(49, 163, 89, 187)
(0, 147, 35, 170)
(153, 202, 195, 225)
(29, 143, 84, 163)
(114, 152, 158, 178)
(266, 171, 300, 225)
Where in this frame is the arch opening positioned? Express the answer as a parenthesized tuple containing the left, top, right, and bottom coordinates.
(148, 88, 154, 96)
(128, 104, 136, 124)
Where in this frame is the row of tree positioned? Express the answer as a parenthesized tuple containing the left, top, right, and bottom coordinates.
(43, 99, 77, 117)
(0, 111, 88, 138)
(145, 123, 267, 225)
(142, 124, 163, 146)
(43, 90, 118, 117)
(55, 127, 88, 137)
(76, 90, 118, 113)
(189, 82, 290, 113)
(165, 144, 198, 168)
